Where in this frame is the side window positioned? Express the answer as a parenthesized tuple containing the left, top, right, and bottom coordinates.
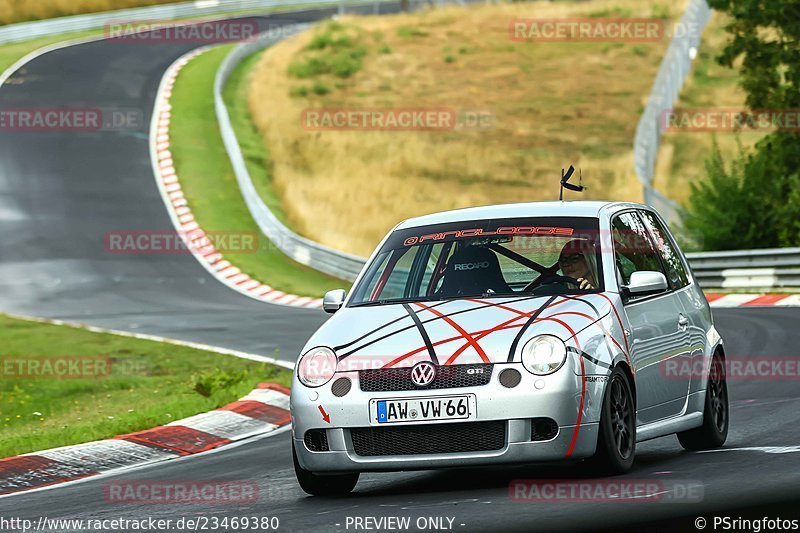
(611, 212, 667, 289)
(639, 210, 690, 289)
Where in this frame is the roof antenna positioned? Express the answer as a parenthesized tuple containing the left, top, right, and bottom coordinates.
(560, 165, 586, 200)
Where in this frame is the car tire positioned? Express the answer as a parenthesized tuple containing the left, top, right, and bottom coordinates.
(589, 366, 636, 475)
(293, 444, 359, 497)
(678, 352, 728, 451)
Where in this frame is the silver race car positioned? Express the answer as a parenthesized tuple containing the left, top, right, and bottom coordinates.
(291, 201, 728, 496)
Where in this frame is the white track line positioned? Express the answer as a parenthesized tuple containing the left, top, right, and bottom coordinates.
(4, 312, 296, 369)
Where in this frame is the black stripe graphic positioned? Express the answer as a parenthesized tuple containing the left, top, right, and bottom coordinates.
(506, 296, 558, 362)
(561, 294, 600, 316)
(567, 346, 613, 370)
(339, 294, 548, 360)
(402, 304, 439, 365)
(334, 299, 451, 352)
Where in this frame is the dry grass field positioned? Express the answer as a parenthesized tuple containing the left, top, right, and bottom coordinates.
(248, 1, 684, 256)
(0, 0, 186, 24)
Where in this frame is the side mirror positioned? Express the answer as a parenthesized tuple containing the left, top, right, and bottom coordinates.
(625, 271, 668, 297)
(323, 289, 346, 314)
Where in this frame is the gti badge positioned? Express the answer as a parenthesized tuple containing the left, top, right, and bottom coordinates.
(410, 361, 436, 387)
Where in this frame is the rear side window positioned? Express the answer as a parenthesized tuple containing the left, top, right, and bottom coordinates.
(611, 212, 667, 287)
(639, 210, 690, 289)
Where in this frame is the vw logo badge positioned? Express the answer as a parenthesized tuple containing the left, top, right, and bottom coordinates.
(411, 361, 436, 387)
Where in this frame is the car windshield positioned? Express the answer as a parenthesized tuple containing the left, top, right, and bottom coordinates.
(349, 216, 603, 306)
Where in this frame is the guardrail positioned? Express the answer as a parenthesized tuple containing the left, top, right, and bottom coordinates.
(214, 20, 375, 281)
(632, 0, 712, 223)
(0, 0, 391, 45)
(686, 248, 800, 290)
(214, 0, 477, 281)
(11, 0, 791, 292)
(213, 0, 799, 291)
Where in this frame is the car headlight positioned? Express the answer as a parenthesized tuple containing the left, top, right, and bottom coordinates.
(297, 346, 337, 387)
(521, 335, 567, 375)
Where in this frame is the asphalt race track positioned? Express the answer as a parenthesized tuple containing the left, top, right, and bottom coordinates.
(2, 308, 800, 531)
(0, 11, 358, 361)
(1, 8, 800, 532)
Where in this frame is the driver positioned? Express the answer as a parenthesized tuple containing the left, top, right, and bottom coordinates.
(558, 239, 597, 290)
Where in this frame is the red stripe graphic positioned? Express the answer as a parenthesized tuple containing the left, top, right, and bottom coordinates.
(383, 298, 589, 367)
(596, 293, 631, 361)
(413, 302, 490, 364)
(565, 355, 586, 459)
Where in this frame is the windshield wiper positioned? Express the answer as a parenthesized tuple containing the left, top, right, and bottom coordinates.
(352, 296, 437, 307)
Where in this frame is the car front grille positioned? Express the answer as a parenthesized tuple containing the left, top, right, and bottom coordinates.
(359, 363, 493, 392)
(350, 421, 506, 457)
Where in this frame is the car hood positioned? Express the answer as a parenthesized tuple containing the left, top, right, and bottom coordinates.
(306, 294, 613, 370)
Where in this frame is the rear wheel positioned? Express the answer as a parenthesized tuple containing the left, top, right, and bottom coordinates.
(293, 444, 359, 496)
(678, 352, 728, 450)
(590, 366, 636, 475)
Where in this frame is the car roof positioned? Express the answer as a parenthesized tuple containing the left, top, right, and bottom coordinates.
(395, 201, 648, 230)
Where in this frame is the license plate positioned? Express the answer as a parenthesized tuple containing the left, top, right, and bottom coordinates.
(370, 395, 476, 425)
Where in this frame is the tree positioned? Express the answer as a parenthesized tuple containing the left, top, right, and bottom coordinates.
(682, 0, 800, 249)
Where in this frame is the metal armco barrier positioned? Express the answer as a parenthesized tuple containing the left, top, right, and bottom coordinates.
(212, 1, 798, 290)
(0, 0, 390, 45)
(11, 0, 792, 291)
(214, 0, 472, 281)
(686, 248, 800, 290)
(215, 22, 371, 282)
(633, 0, 712, 223)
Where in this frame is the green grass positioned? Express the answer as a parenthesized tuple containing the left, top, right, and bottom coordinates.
(169, 45, 345, 297)
(0, 314, 291, 458)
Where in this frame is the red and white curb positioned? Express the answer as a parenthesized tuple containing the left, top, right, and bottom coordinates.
(707, 294, 800, 308)
(0, 383, 290, 497)
(149, 48, 323, 309)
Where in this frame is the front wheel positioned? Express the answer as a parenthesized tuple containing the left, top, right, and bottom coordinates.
(589, 366, 636, 475)
(678, 352, 728, 450)
(293, 444, 359, 496)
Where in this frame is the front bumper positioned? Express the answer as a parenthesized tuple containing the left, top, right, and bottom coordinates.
(294, 420, 599, 473)
(291, 361, 604, 473)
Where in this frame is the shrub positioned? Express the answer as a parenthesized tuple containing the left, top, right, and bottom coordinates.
(192, 368, 248, 398)
(682, 134, 800, 250)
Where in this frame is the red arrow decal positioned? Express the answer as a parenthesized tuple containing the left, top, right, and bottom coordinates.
(318, 405, 331, 424)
